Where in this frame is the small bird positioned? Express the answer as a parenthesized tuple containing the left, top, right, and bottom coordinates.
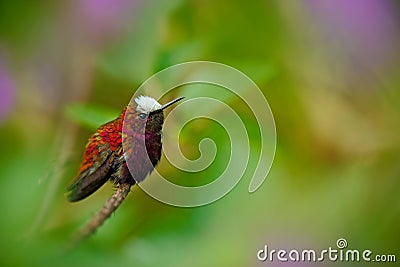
(66, 95, 183, 242)
(67, 95, 183, 202)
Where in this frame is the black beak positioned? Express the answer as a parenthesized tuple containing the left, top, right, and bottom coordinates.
(151, 97, 184, 114)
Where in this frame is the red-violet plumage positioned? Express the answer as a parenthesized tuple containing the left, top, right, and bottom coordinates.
(66, 96, 183, 202)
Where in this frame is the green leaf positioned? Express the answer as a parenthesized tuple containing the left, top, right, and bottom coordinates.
(64, 103, 120, 130)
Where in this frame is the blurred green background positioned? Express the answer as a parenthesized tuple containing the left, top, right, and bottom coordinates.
(0, 0, 399, 266)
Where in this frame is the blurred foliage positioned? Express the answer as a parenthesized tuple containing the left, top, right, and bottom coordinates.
(65, 103, 119, 130)
(0, 0, 400, 267)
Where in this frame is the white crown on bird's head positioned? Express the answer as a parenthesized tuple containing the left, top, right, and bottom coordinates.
(134, 96, 161, 113)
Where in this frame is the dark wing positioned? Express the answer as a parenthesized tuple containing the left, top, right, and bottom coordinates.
(66, 142, 114, 202)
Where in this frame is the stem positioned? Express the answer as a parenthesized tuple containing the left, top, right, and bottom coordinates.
(71, 183, 131, 244)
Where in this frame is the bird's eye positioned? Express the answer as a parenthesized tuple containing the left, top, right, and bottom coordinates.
(138, 113, 147, 121)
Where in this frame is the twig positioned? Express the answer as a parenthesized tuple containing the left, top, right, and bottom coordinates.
(71, 183, 132, 244)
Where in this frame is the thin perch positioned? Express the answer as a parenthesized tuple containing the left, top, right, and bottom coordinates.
(71, 183, 131, 243)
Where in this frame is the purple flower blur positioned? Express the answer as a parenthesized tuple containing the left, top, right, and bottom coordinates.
(0, 56, 15, 122)
(306, 0, 400, 83)
(72, 0, 139, 43)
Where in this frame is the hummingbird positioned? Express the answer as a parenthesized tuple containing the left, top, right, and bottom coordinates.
(66, 95, 183, 202)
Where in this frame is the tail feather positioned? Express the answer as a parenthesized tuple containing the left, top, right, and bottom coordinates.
(66, 155, 113, 202)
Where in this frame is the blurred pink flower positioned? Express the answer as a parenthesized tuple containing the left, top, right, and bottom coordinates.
(70, 0, 140, 44)
(0, 55, 15, 122)
(306, 0, 400, 85)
